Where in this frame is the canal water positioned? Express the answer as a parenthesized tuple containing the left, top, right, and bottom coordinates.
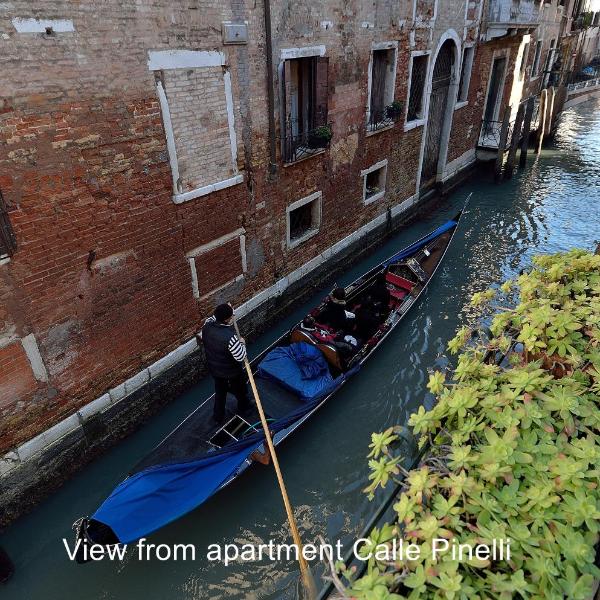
(2, 98, 599, 600)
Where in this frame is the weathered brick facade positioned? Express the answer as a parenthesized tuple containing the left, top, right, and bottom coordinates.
(0, 0, 590, 517)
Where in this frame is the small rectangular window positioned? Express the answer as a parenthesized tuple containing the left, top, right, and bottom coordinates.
(361, 160, 388, 205)
(458, 47, 474, 102)
(519, 42, 530, 80)
(368, 47, 397, 129)
(407, 55, 428, 121)
(286, 192, 322, 248)
(281, 56, 329, 163)
(0, 191, 16, 259)
(532, 40, 542, 76)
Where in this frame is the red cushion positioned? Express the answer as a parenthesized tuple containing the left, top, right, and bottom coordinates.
(386, 271, 414, 291)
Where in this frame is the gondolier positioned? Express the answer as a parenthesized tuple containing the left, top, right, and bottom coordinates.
(201, 303, 251, 424)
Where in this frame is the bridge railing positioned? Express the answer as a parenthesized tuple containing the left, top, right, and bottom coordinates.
(567, 77, 600, 93)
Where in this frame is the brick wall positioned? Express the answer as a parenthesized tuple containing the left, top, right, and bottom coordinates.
(0, 0, 538, 458)
(0, 341, 37, 411)
(162, 67, 235, 192)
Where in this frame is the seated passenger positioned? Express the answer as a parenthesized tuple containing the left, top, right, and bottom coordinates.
(371, 272, 391, 308)
(319, 288, 355, 333)
(354, 295, 382, 340)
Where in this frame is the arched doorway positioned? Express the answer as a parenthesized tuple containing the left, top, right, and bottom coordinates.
(420, 40, 456, 190)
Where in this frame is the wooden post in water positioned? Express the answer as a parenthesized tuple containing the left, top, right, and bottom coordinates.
(505, 102, 525, 179)
(232, 318, 317, 599)
(536, 88, 547, 154)
(546, 87, 556, 138)
(519, 97, 535, 168)
(494, 106, 511, 182)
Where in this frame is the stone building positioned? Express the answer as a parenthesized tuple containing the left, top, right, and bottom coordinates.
(0, 0, 585, 519)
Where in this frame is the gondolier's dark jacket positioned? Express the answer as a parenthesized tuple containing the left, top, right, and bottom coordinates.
(201, 318, 245, 378)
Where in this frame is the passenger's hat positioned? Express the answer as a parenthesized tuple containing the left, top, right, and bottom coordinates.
(214, 303, 234, 323)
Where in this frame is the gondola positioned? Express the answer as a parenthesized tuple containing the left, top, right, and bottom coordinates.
(73, 211, 463, 558)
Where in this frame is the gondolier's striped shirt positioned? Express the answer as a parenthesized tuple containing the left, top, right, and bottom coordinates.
(203, 316, 247, 362)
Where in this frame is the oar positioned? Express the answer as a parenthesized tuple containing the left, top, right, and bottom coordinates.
(232, 317, 317, 599)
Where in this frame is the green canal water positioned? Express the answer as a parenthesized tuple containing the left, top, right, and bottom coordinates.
(2, 98, 600, 600)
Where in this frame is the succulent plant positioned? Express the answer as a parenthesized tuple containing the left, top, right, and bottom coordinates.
(341, 250, 600, 599)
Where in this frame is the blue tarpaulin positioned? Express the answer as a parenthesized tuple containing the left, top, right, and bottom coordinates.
(383, 219, 456, 267)
(257, 342, 334, 400)
(92, 364, 357, 544)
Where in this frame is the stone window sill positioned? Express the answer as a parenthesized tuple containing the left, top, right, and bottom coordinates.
(364, 189, 385, 205)
(0, 256, 10, 266)
(404, 118, 425, 132)
(455, 100, 469, 110)
(283, 148, 326, 167)
(288, 227, 320, 249)
(172, 173, 244, 204)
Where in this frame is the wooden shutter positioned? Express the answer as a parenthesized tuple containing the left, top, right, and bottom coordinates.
(0, 191, 16, 258)
(370, 51, 387, 118)
(314, 56, 329, 126)
(281, 59, 293, 160)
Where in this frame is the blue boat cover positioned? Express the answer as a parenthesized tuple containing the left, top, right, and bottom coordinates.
(257, 342, 333, 400)
(92, 365, 357, 544)
(383, 219, 456, 267)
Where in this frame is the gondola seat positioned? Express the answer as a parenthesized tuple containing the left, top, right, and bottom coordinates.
(289, 328, 344, 372)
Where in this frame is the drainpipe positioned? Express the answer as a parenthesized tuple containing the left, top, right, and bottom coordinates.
(263, 0, 277, 175)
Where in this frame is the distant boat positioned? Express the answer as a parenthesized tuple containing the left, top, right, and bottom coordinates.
(73, 212, 463, 558)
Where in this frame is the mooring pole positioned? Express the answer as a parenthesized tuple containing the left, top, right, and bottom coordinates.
(536, 88, 548, 154)
(546, 86, 556, 138)
(232, 318, 317, 599)
(495, 106, 511, 182)
(519, 97, 535, 168)
(505, 102, 525, 179)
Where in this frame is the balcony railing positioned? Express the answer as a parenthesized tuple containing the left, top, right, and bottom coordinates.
(281, 116, 331, 164)
(367, 104, 403, 132)
(488, 0, 538, 24)
(485, 0, 539, 39)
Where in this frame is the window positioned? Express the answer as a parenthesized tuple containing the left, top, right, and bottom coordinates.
(281, 55, 329, 163)
(458, 46, 475, 102)
(361, 160, 388, 205)
(148, 50, 242, 204)
(286, 191, 322, 248)
(407, 55, 428, 121)
(0, 190, 16, 259)
(367, 45, 398, 130)
(519, 42, 530, 80)
(532, 40, 542, 76)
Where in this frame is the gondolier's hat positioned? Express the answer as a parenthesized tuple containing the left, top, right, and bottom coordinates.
(214, 303, 234, 323)
(331, 288, 347, 305)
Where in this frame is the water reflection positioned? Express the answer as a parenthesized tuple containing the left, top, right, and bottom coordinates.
(1, 99, 599, 600)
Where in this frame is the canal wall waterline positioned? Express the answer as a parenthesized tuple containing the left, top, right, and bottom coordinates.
(0, 161, 473, 527)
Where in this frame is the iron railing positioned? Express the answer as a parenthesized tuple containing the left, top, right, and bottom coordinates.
(487, 0, 538, 24)
(479, 118, 515, 150)
(281, 115, 331, 164)
(367, 104, 403, 132)
(567, 76, 600, 92)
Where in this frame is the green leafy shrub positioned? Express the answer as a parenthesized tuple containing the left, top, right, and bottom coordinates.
(342, 250, 600, 599)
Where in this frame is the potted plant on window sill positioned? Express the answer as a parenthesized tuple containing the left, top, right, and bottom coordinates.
(385, 100, 403, 121)
(307, 124, 333, 149)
